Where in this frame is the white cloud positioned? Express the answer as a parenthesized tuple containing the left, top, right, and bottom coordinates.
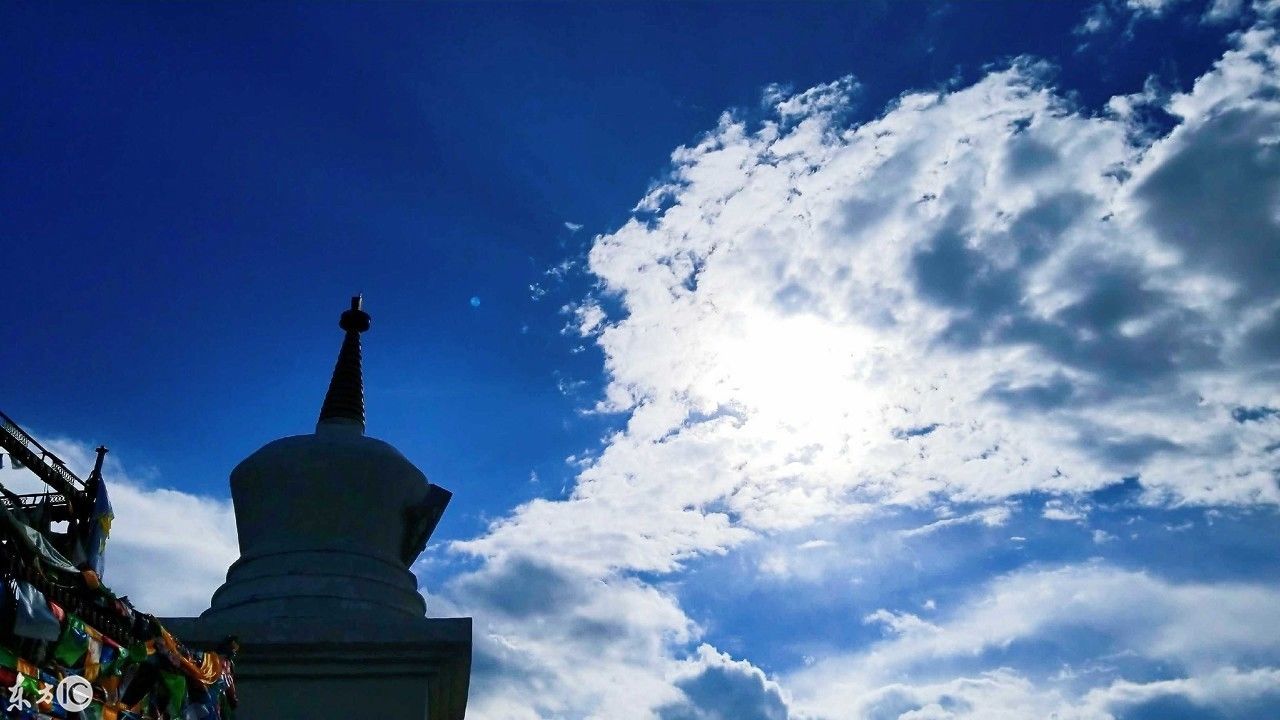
(1076, 0, 1195, 34)
(864, 609, 941, 638)
(658, 645, 791, 720)
(1203, 0, 1246, 21)
(1081, 666, 1280, 715)
(901, 506, 1013, 538)
(1076, 3, 1115, 34)
(461, 22, 1279, 578)
(794, 665, 1280, 720)
(582, 24, 1278, 522)
(450, 22, 1280, 719)
(441, 555, 697, 720)
(787, 564, 1280, 718)
(1124, 0, 1189, 17)
(1042, 499, 1087, 522)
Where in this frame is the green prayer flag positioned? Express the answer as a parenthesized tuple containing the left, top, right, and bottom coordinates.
(54, 615, 89, 667)
(160, 670, 186, 718)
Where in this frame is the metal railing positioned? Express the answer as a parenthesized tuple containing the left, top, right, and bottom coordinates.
(0, 409, 89, 514)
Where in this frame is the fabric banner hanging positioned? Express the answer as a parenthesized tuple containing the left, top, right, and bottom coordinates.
(12, 582, 61, 642)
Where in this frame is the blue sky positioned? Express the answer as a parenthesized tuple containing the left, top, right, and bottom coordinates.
(3, 2, 1279, 718)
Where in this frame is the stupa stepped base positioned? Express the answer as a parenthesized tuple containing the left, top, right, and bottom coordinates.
(163, 615, 471, 720)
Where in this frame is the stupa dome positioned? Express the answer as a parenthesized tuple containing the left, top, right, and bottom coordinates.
(202, 297, 451, 625)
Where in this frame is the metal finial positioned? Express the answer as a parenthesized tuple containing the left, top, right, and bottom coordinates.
(338, 294, 371, 333)
(89, 446, 108, 483)
(318, 296, 370, 431)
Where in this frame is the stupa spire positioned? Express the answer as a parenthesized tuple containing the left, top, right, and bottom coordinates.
(318, 295, 371, 432)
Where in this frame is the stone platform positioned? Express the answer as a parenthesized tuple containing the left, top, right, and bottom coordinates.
(162, 615, 471, 720)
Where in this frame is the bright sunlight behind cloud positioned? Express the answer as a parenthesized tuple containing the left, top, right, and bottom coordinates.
(446, 16, 1280, 720)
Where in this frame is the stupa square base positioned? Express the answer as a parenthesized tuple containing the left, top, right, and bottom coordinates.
(163, 615, 471, 720)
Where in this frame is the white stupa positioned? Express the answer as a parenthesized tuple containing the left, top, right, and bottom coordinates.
(166, 297, 471, 720)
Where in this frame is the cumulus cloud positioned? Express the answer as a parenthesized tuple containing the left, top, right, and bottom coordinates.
(463, 21, 1280, 574)
(658, 645, 792, 720)
(441, 555, 695, 720)
(448, 20, 1280, 719)
(787, 564, 1280, 718)
(1, 436, 238, 616)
